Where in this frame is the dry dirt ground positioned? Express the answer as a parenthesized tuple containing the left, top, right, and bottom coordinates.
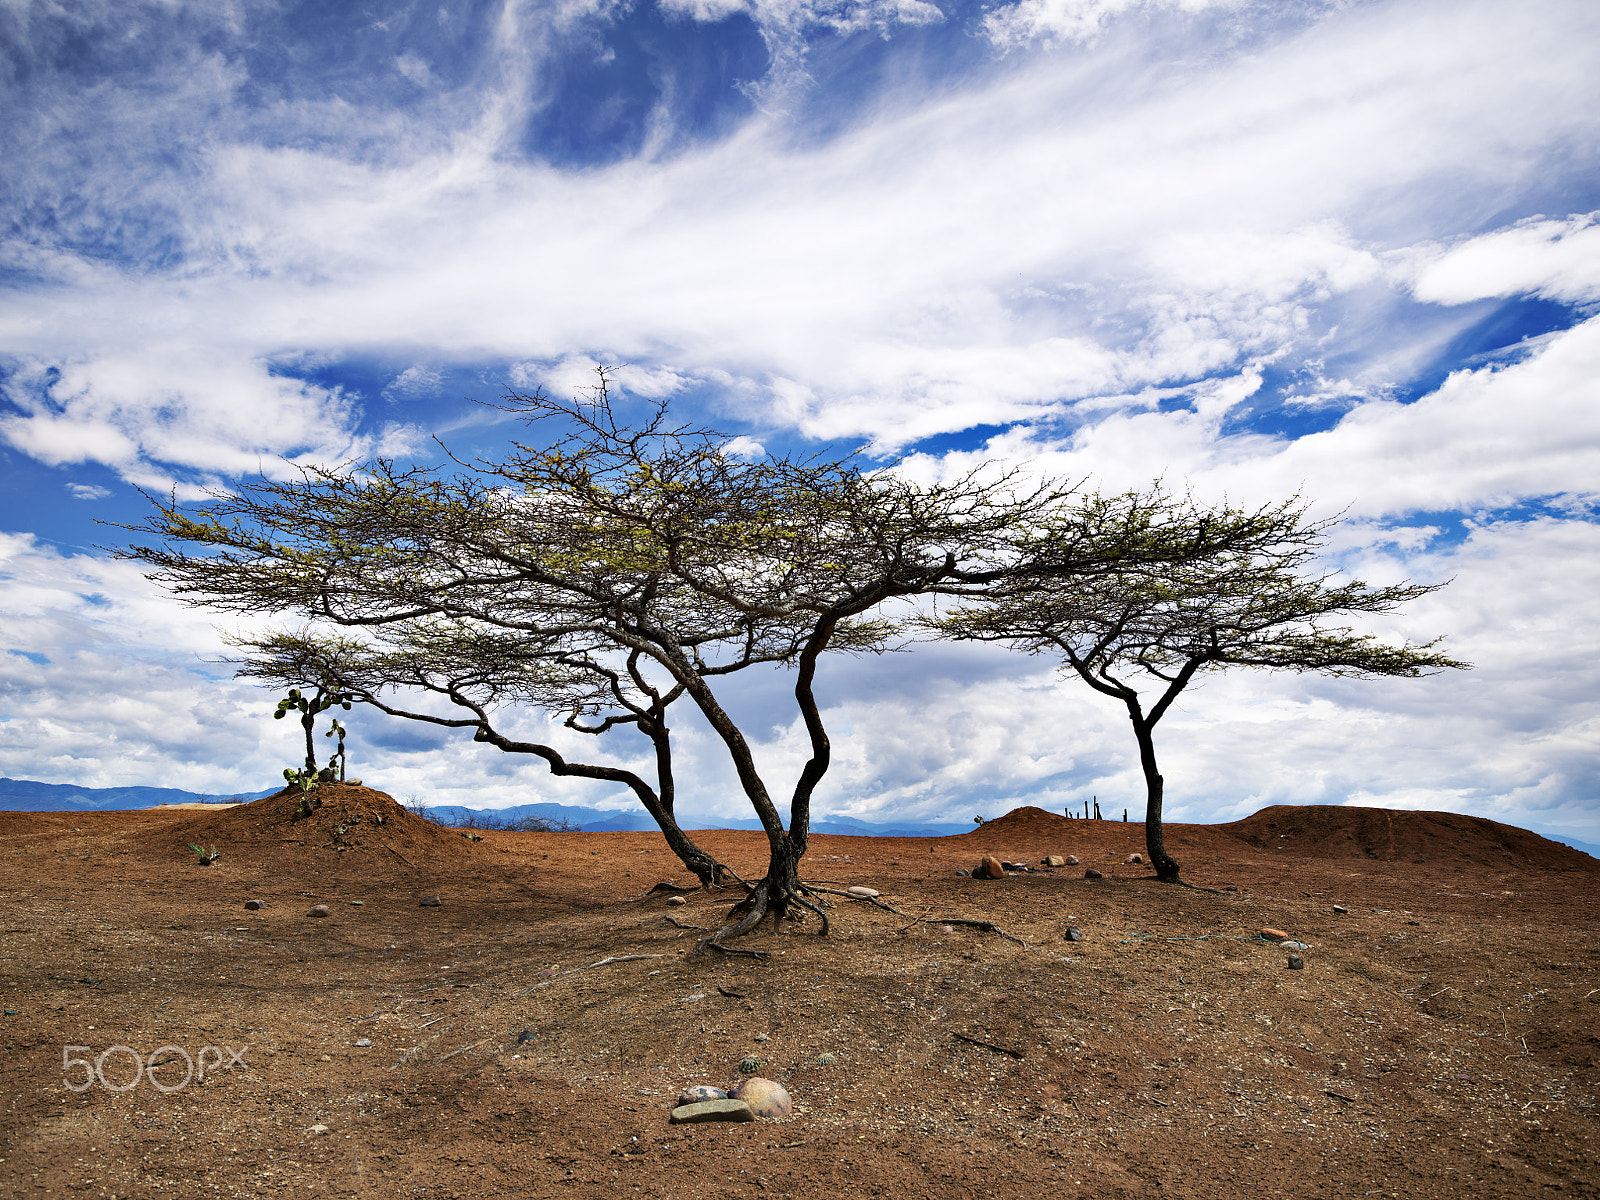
(2, 785, 1597, 1200)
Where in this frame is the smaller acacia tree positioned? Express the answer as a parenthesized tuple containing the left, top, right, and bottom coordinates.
(233, 622, 782, 886)
(935, 497, 1469, 883)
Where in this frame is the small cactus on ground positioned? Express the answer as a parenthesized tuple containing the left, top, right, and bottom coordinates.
(187, 843, 220, 866)
(739, 1055, 762, 1074)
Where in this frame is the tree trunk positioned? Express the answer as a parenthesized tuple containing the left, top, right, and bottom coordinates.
(301, 710, 317, 773)
(1132, 715, 1181, 882)
(713, 830, 826, 944)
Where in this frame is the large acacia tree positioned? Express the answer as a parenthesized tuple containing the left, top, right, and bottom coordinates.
(935, 498, 1468, 883)
(120, 376, 1313, 944)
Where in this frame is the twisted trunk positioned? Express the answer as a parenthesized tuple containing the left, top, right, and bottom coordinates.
(1130, 714, 1180, 881)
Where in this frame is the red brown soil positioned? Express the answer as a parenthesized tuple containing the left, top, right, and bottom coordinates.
(2, 789, 1597, 1200)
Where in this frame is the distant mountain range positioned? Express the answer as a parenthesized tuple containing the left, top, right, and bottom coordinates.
(0, 778, 968, 837)
(0, 777, 279, 811)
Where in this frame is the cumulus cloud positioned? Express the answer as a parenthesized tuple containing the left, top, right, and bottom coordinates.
(1410, 213, 1600, 306)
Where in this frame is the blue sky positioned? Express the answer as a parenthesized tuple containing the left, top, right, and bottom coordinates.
(1, 0, 1597, 843)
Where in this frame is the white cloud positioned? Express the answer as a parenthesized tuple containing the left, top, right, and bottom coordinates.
(394, 53, 433, 88)
(983, 0, 1248, 49)
(913, 312, 1600, 521)
(1410, 213, 1600, 306)
(382, 365, 442, 402)
(65, 483, 111, 500)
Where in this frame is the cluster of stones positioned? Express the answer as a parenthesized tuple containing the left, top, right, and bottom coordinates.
(962, 851, 1154, 879)
(964, 853, 1081, 879)
(668, 1078, 792, 1125)
(1263, 926, 1310, 969)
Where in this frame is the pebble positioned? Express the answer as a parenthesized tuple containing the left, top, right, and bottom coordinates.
(1063, 926, 1085, 942)
(669, 1099, 754, 1125)
(955, 869, 970, 877)
(975, 856, 1006, 880)
(309, 1124, 331, 1136)
(677, 1085, 727, 1104)
(306, 904, 329, 919)
(846, 886, 879, 898)
(1084, 869, 1103, 880)
(1332, 904, 1348, 914)
(732, 1077, 793, 1119)
(1287, 955, 1305, 970)
(1064, 855, 1079, 866)
(1261, 927, 1289, 941)
(1044, 855, 1066, 868)
(939, 925, 955, 935)
(244, 899, 266, 911)
(349, 900, 364, 906)
(354, 1039, 372, 1047)
(666, 895, 687, 906)
(516, 1030, 536, 1044)
(1126, 853, 1144, 864)
(1279, 939, 1309, 951)
(754, 1033, 770, 1042)
(419, 896, 442, 907)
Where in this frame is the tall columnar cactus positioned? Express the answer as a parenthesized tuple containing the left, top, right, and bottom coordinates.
(272, 685, 352, 775)
(325, 717, 348, 782)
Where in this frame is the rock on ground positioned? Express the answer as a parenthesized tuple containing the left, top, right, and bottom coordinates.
(677, 1085, 727, 1104)
(975, 856, 1005, 880)
(732, 1077, 793, 1119)
(668, 1099, 755, 1124)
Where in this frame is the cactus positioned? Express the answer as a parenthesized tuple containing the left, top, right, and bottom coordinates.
(324, 718, 348, 782)
(273, 685, 353, 776)
(187, 843, 220, 865)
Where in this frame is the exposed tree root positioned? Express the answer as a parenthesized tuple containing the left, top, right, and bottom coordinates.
(513, 953, 663, 994)
(935, 917, 1026, 946)
(700, 941, 770, 958)
(802, 886, 1026, 945)
(952, 1032, 1024, 1059)
(664, 915, 712, 931)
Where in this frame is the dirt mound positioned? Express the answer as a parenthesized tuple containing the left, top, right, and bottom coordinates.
(135, 781, 483, 874)
(954, 805, 1076, 842)
(1221, 804, 1598, 871)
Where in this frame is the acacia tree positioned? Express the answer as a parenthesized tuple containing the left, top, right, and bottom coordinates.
(935, 499, 1468, 883)
(119, 375, 1314, 945)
